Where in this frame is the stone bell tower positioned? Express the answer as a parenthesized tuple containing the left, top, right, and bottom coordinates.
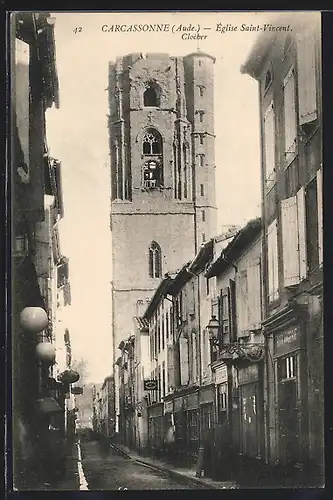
(108, 51, 217, 430)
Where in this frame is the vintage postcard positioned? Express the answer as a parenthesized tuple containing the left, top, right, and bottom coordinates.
(9, 10, 323, 491)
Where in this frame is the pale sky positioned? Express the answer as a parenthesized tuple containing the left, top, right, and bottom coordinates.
(45, 11, 279, 383)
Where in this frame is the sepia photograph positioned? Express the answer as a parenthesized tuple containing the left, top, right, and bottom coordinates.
(9, 10, 323, 491)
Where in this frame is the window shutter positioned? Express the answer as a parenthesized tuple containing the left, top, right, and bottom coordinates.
(179, 337, 189, 386)
(317, 167, 323, 265)
(188, 282, 195, 316)
(283, 68, 297, 157)
(229, 279, 237, 342)
(236, 271, 248, 333)
(264, 102, 275, 183)
(211, 296, 219, 318)
(192, 331, 197, 382)
(296, 187, 307, 280)
(296, 30, 317, 125)
(15, 38, 30, 169)
(247, 258, 262, 329)
(281, 195, 300, 286)
(267, 220, 279, 302)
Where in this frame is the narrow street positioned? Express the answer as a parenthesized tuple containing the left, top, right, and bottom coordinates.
(79, 440, 203, 490)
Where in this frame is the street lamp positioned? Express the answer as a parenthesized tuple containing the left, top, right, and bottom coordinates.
(207, 315, 221, 346)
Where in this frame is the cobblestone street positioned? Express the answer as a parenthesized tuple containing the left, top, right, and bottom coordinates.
(79, 440, 203, 490)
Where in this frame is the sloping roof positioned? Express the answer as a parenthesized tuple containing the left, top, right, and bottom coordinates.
(188, 239, 214, 275)
(206, 218, 262, 278)
(167, 261, 193, 296)
(143, 274, 174, 320)
(241, 12, 320, 80)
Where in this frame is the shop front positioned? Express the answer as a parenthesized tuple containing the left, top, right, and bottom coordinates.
(214, 364, 229, 429)
(173, 395, 186, 456)
(199, 384, 215, 443)
(237, 362, 265, 460)
(273, 324, 304, 467)
(184, 390, 199, 457)
(147, 402, 164, 455)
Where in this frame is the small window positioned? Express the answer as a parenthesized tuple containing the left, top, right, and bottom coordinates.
(201, 210, 206, 222)
(206, 277, 210, 296)
(199, 154, 205, 167)
(202, 233, 206, 243)
(199, 134, 204, 145)
(200, 184, 204, 196)
(197, 111, 205, 123)
(198, 60, 202, 67)
(149, 241, 162, 278)
(198, 85, 205, 97)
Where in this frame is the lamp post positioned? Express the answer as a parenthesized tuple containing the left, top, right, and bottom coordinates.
(207, 315, 222, 359)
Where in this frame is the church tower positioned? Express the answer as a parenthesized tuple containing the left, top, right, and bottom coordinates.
(108, 52, 216, 430)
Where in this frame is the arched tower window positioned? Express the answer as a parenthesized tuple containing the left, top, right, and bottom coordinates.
(144, 82, 161, 107)
(142, 128, 163, 189)
(143, 128, 162, 155)
(149, 241, 162, 278)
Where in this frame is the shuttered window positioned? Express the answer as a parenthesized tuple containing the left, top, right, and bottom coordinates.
(264, 101, 276, 190)
(192, 330, 197, 383)
(220, 288, 230, 341)
(281, 187, 307, 287)
(167, 344, 174, 391)
(283, 67, 297, 165)
(228, 279, 237, 342)
(237, 270, 249, 333)
(247, 258, 262, 330)
(296, 30, 317, 125)
(202, 328, 209, 376)
(317, 167, 323, 265)
(179, 337, 189, 386)
(188, 281, 195, 316)
(267, 220, 279, 303)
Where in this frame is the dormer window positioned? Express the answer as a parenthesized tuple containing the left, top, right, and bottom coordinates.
(143, 82, 161, 107)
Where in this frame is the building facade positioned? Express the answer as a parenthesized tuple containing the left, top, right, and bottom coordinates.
(108, 51, 217, 431)
(206, 218, 264, 479)
(10, 12, 77, 488)
(241, 12, 323, 485)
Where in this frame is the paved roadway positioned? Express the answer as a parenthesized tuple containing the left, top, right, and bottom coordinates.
(80, 440, 202, 490)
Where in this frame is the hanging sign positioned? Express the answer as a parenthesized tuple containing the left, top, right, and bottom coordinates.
(144, 379, 158, 391)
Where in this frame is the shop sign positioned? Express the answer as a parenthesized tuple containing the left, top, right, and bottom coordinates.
(215, 364, 228, 385)
(274, 325, 300, 356)
(144, 379, 158, 391)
